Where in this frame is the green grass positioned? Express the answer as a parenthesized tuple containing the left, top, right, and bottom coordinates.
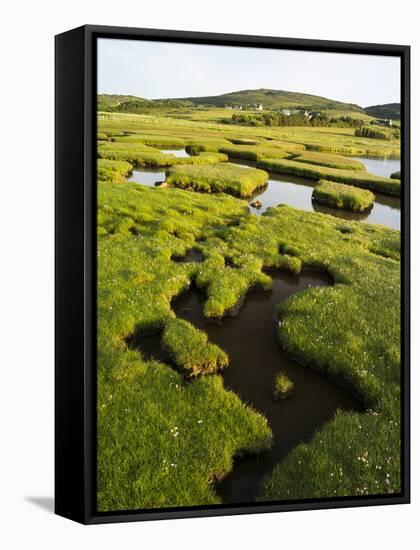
(273, 373, 294, 399)
(312, 180, 375, 213)
(96, 111, 401, 510)
(291, 151, 366, 171)
(97, 181, 273, 511)
(98, 112, 400, 159)
(219, 144, 291, 161)
(112, 134, 188, 148)
(355, 126, 392, 140)
(97, 159, 133, 183)
(391, 171, 401, 180)
(257, 157, 401, 196)
(98, 141, 227, 167)
(162, 318, 229, 376)
(97, 177, 400, 509)
(165, 163, 269, 197)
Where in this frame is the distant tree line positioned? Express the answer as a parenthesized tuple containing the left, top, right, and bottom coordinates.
(224, 112, 366, 128)
(98, 99, 195, 113)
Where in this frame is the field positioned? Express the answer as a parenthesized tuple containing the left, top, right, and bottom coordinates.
(96, 106, 401, 511)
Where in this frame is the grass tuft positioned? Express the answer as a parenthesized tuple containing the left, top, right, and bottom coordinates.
(273, 373, 294, 399)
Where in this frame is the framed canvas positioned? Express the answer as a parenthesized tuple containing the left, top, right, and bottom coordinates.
(55, 25, 410, 524)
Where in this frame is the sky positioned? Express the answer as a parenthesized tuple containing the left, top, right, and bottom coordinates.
(97, 38, 400, 108)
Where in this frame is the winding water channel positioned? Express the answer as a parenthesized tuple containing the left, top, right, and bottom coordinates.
(128, 149, 400, 230)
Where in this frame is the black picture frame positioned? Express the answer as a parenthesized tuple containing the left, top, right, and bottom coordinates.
(55, 24, 410, 525)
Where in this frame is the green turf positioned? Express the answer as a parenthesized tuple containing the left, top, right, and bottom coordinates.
(257, 157, 401, 196)
(162, 318, 229, 376)
(97, 159, 133, 183)
(291, 151, 366, 171)
(98, 141, 228, 167)
(218, 144, 291, 161)
(312, 180, 375, 212)
(96, 111, 401, 510)
(165, 162, 269, 197)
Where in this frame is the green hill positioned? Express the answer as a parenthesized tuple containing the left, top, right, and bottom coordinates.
(98, 94, 148, 111)
(98, 94, 193, 113)
(167, 88, 365, 113)
(364, 103, 400, 120)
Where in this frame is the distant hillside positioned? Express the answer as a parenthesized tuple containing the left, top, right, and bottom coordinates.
(166, 88, 365, 113)
(98, 94, 193, 112)
(364, 103, 400, 120)
(98, 94, 148, 111)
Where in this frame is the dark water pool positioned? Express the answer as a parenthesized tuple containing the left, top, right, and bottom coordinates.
(171, 270, 363, 504)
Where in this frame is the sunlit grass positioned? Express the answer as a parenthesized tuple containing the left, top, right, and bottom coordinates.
(312, 180, 375, 212)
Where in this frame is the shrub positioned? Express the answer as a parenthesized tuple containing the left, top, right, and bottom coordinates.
(391, 171, 400, 179)
(312, 180, 375, 212)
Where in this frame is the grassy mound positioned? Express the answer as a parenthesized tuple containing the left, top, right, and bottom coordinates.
(312, 180, 375, 212)
(97, 159, 133, 183)
(257, 157, 400, 196)
(391, 171, 401, 179)
(219, 144, 290, 161)
(162, 318, 228, 376)
(166, 163, 269, 197)
(292, 151, 366, 171)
